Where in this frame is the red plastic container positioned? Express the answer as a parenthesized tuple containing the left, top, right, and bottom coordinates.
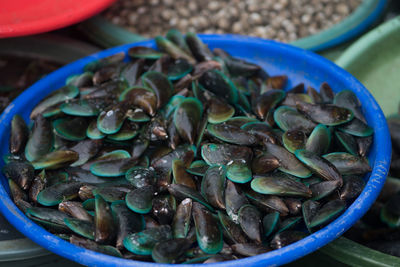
(0, 0, 116, 38)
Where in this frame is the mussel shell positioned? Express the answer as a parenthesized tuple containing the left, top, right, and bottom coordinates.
(192, 202, 223, 254)
(323, 152, 372, 175)
(295, 149, 342, 185)
(251, 173, 312, 198)
(308, 200, 345, 228)
(125, 166, 156, 188)
(155, 36, 196, 64)
(186, 160, 208, 176)
(201, 165, 226, 209)
(274, 106, 316, 134)
(151, 194, 176, 225)
(2, 161, 34, 190)
(70, 235, 122, 257)
(270, 231, 307, 249)
(238, 205, 262, 243)
(60, 99, 101, 117)
(97, 102, 128, 135)
(167, 184, 214, 211)
(90, 158, 138, 177)
(207, 97, 235, 124)
(338, 118, 374, 137)
(173, 97, 203, 144)
(251, 153, 280, 175)
(31, 150, 79, 170)
(111, 200, 145, 249)
(94, 194, 115, 244)
(226, 159, 252, 184)
(151, 238, 192, 263)
(9, 115, 29, 154)
(70, 139, 103, 167)
(199, 69, 238, 104)
(339, 175, 365, 201)
(217, 211, 248, 244)
(244, 189, 289, 216)
(302, 200, 320, 232)
(225, 180, 249, 223)
(64, 218, 95, 240)
(142, 71, 173, 108)
(296, 102, 354, 126)
(37, 182, 83, 206)
(263, 211, 280, 237)
(25, 115, 53, 162)
(231, 243, 270, 257)
(26, 207, 71, 233)
(172, 198, 192, 239)
(120, 86, 157, 116)
(305, 124, 331, 155)
(265, 143, 312, 178)
(253, 89, 286, 123)
(172, 159, 196, 189)
(87, 119, 106, 139)
(241, 121, 280, 145)
(282, 130, 307, 153)
(185, 32, 213, 62)
(123, 225, 172, 255)
(30, 85, 79, 119)
(58, 201, 92, 222)
(126, 185, 154, 214)
(128, 46, 164, 59)
(207, 123, 257, 146)
(201, 143, 252, 166)
(53, 117, 88, 141)
(310, 180, 341, 200)
(335, 131, 358, 156)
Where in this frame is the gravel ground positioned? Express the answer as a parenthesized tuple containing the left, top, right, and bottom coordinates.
(103, 0, 362, 42)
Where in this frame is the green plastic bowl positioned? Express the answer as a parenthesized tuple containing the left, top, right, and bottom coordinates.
(79, 0, 387, 51)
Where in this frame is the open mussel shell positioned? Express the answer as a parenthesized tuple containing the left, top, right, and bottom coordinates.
(30, 85, 79, 119)
(305, 124, 331, 155)
(152, 238, 192, 263)
(323, 152, 372, 175)
(207, 123, 257, 146)
(25, 115, 53, 162)
(295, 149, 342, 185)
(192, 202, 223, 254)
(37, 182, 82, 206)
(126, 185, 154, 214)
(201, 165, 226, 209)
(9, 115, 29, 154)
(265, 143, 311, 178)
(274, 106, 316, 134)
(251, 172, 312, 198)
(296, 102, 354, 126)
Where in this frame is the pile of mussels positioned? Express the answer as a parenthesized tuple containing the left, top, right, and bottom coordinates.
(3, 31, 374, 264)
(345, 105, 400, 256)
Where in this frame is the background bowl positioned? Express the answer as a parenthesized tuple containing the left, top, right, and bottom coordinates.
(0, 35, 391, 267)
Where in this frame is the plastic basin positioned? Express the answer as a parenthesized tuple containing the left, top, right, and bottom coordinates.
(79, 0, 387, 52)
(0, 35, 392, 267)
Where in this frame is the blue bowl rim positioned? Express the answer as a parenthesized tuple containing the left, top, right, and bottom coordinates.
(0, 34, 391, 267)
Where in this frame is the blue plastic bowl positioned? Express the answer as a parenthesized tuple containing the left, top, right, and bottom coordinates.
(0, 35, 391, 266)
